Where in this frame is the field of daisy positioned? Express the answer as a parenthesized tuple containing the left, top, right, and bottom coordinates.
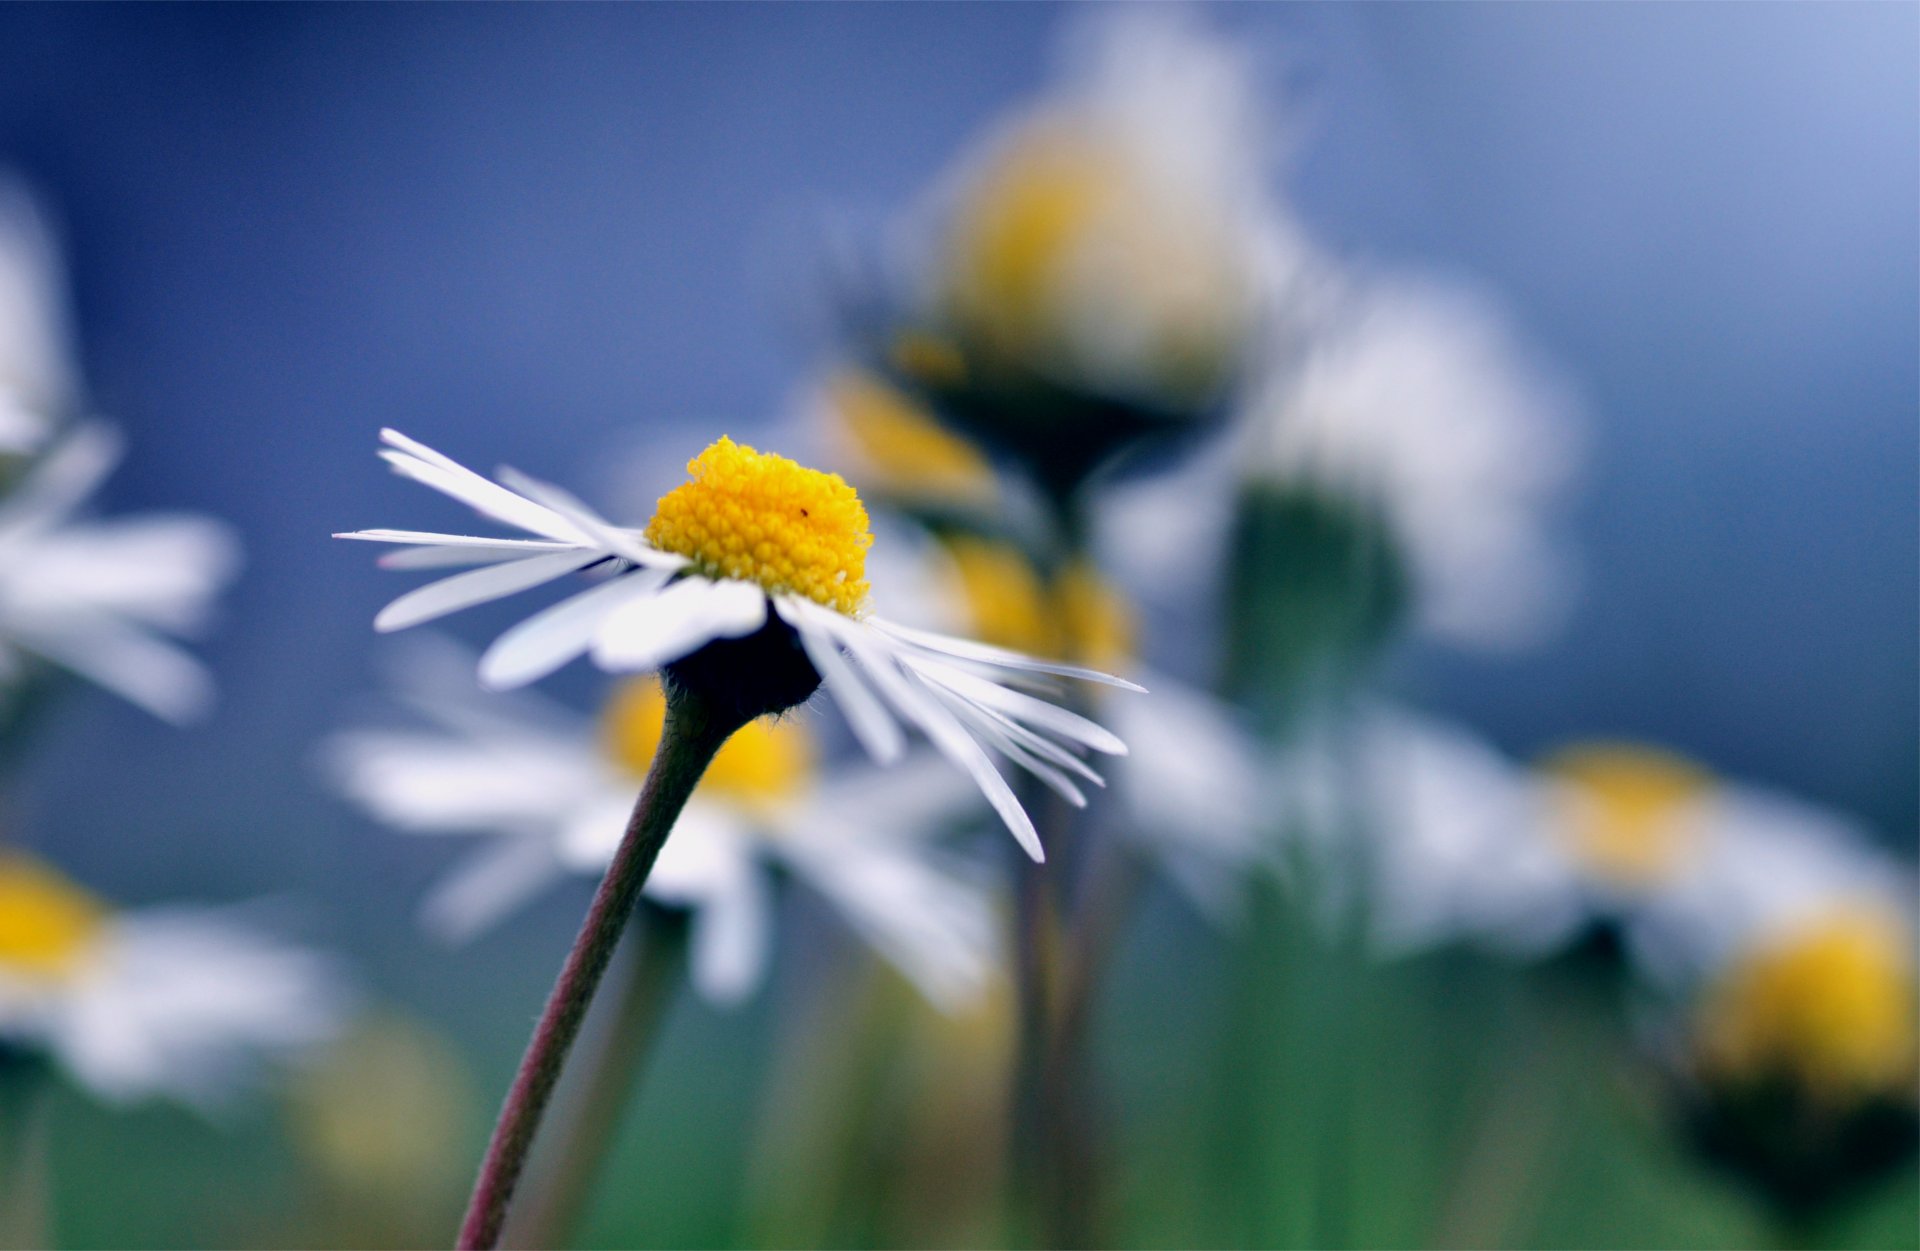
(0, 5, 1913, 1250)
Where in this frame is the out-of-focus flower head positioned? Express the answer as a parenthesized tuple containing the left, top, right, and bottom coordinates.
(0, 422, 241, 723)
(1242, 273, 1583, 653)
(1667, 900, 1918, 1223)
(325, 640, 999, 1010)
(339, 430, 1138, 860)
(0, 850, 347, 1110)
(0, 178, 78, 458)
(875, 7, 1305, 494)
(1303, 719, 1908, 990)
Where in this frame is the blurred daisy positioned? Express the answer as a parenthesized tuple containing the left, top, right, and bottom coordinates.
(877, 7, 1304, 482)
(1669, 899, 1918, 1221)
(326, 644, 997, 1010)
(0, 423, 241, 722)
(0, 179, 78, 456)
(1332, 718, 1908, 984)
(1246, 274, 1583, 650)
(0, 851, 346, 1109)
(337, 430, 1137, 861)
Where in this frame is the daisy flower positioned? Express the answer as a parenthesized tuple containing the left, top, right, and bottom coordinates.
(1664, 898, 1918, 1222)
(336, 429, 1137, 863)
(0, 851, 346, 1109)
(0, 178, 77, 457)
(0, 423, 241, 722)
(1317, 714, 1910, 985)
(325, 643, 997, 1010)
(1245, 273, 1583, 650)
(868, 7, 1307, 487)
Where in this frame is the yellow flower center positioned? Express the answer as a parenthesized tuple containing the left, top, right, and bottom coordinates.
(645, 437, 872, 617)
(940, 120, 1248, 402)
(1544, 744, 1711, 887)
(601, 679, 813, 809)
(942, 536, 1135, 672)
(825, 371, 997, 506)
(0, 852, 107, 980)
(1695, 908, 1917, 1100)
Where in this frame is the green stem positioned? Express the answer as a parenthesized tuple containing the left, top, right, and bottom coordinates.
(456, 686, 738, 1251)
(501, 906, 689, 1250)
(0, 1055, 50, 1251)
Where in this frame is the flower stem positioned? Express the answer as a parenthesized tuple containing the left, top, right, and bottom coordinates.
(500, 905, 689, 1250)
(456, 686, 738, 1251)
(0, 1054, 50, 1251)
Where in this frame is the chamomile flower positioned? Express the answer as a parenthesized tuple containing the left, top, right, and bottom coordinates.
(1246, 274, 1583, 650)
(0, 423, 241, 722)
(326, 643, 996, 1009)
(1665, 899, 1918, 1221)
(0, 179, 77, 456)
(1332, 716, 1908, 984)
(0, 851, 346, 1109)
(337, 430, 1137, 862)
(873, 8, 1304, 485)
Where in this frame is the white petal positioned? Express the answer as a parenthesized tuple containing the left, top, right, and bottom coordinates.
(372, 551, 600, 633)
(819, 614, 1043, 861)
(870, 616, 1147, 692)
(9, 610, 213, 722)
(493, 467, 681, 570)
(589, 578, 767, 673)
(421, 839, 572, 944)
(479, 569, 671, 690)
(336, 528, 583, 555)
(774, 597, 905, 763)
(377, 430, 590, 545)
(905, 654, 1128, 755)
(0, 421, 118, 538)
(928, 685, 1091, 808)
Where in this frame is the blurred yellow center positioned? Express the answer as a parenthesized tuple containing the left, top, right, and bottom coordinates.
(645, 437, 871, 616)
(940, 122, 1247, 401)
(827, 371, 996, 505)
(1545, 745, 1710, 887)
(0, 853, 107, 979)
(1696, 908, 1917, 1100)
(943, 536, 1134, 672)
(602, 679, 813, 807)
(946, 130, 1118, 354)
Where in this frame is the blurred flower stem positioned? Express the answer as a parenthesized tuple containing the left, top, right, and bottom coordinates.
(502, 905, 689, 1250)
(456, 685, 740, 1251)
(1009, 488, 1107, 1249)
(0, 1053, 49, 1251)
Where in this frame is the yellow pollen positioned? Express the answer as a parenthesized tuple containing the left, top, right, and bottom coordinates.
(1544, 744, 1711, 887)
(601, 679, 814, 809)
(0, 852, 107, 980)
(827, 371, 997, 506)
(645, 437, 871, 616)
(943, 537, 1135, 672)
(1695, 907, 1917, 1101)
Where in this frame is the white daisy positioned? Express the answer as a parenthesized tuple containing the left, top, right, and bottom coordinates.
(904, 6, 1303, 417)
(335, 430, 1138, 863)
(0, 422, 241, 722)
(324, 642, 997, 1010)
(1308, 710, 1911, 984)
(1247, 273, 1584, 650)
(0, 178, 78, 456)
(0, 852, 347, 1110)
